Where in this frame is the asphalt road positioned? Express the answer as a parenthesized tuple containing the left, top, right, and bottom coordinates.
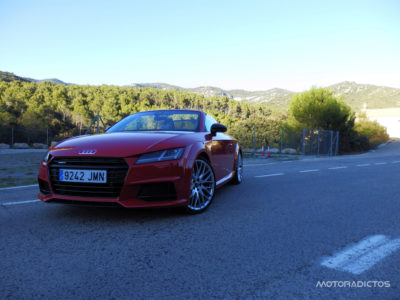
(1, 141, 400, 299)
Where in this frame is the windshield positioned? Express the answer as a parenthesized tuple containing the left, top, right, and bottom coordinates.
(107, 110, 201, 132)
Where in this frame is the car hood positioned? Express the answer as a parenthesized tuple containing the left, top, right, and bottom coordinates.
(51, 132, 193, 157)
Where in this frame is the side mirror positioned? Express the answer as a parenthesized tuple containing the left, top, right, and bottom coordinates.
(210, 123, 227, 135)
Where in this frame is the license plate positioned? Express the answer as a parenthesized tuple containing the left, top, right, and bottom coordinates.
(59, 169, 107, 183)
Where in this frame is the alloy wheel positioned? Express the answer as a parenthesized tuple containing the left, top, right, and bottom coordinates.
(187, 158, 215, 212)
(231, 153, 243, 184)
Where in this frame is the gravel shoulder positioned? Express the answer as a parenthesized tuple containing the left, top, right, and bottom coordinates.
(0, 150, 46, 188)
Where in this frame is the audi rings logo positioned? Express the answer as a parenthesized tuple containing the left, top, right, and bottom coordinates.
(78, 149, 97, 155)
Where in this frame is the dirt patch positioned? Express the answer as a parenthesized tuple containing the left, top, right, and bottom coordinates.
(0, 151, 46, 187)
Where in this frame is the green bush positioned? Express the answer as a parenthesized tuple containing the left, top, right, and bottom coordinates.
(354, 117, 389, 148)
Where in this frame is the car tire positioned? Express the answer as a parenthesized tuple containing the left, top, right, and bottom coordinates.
(230, 152, 243, 185)
(186, 157, 216, 214)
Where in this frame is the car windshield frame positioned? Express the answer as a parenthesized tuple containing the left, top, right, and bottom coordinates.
(107, 110, 201, 133)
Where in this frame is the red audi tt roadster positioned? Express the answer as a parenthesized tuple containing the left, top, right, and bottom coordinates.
(38, 109, 243, 213)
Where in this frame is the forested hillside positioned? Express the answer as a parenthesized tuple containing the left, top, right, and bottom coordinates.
(0, 75, 389, 152)
(0, 80, 285, 148)
(0, 71, 31, 83)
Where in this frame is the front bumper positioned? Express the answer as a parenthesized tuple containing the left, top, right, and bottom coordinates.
(38, 155, 191, 208)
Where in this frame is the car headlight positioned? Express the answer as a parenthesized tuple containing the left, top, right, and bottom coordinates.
(135, 148, 185, 164)
(43, 151, 52, 163)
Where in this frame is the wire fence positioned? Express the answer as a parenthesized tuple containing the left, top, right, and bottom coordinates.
(0, 126, 106, 148)
(239, 127, 339, 157)
(1, 123, 339, 156)
(0, 127, 53, 147)
(0, 114, 108, 148)
(300, 128, 339, 156)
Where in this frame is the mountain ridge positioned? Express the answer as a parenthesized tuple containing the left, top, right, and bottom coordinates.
(0, 71, 70, 85)
(129, 81, 400, 110)
(2, 71, 399, 110)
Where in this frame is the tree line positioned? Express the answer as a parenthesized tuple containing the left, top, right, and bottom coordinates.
(0, 81, 283, 147)
(0, 80, 388, 152)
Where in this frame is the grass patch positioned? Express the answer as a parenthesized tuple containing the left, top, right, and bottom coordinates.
(0, 152, 43, 188)
(0, 176, 37, 188)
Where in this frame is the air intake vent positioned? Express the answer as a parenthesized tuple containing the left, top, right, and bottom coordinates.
(137, 182, 177, 201)
(38, 179, 51, 195)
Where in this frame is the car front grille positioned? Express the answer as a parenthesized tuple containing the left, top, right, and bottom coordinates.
(48, 157, 129, 198)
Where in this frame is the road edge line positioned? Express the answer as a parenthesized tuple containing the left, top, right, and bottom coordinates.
(0, 184, 37, 191)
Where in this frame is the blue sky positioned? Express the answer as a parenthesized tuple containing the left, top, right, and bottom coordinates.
(1, 0, 399, 91)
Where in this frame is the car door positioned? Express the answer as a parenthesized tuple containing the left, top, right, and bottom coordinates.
(204, 115, 234, 182)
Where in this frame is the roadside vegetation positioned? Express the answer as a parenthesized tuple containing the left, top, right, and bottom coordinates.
(0, 81, 389, 153)
(286, 87, 389, 152)
(354, 112, 390, 148)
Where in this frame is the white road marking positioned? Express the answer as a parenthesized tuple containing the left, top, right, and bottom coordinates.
(345, 238, 400, 275)
(320, 235, 400, 275)
(299, 169, 319, 173)
(0, 184, 37, 191)
(356, 164, 371, 167)
(255, 173, 284, 178)
(244, 163, 276, 167)
(2, 199, 41, 206)
(374, 162, 387, 165)
(282, 161, 294, 163)
(392, 161, 400, 164)
(328, 166, 348, 170)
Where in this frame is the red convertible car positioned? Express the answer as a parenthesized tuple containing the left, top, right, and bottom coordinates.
(38, 109, 243, 213)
